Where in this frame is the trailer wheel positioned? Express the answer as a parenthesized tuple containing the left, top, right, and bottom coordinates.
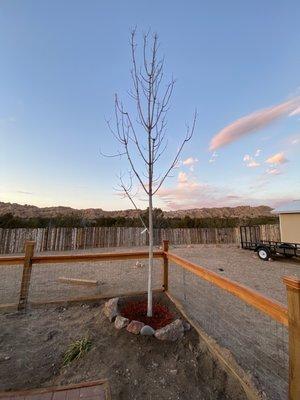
(257, 247, 270, 261)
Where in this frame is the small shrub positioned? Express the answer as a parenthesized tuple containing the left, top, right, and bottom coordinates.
(63, 337, 92, 366)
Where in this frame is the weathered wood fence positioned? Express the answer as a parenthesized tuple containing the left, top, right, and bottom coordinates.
(0, 225, 281, 254)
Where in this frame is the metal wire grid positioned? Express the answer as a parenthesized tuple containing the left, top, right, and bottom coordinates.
(168, 262, 288, 400)
(0, 265, 23, 305)
(27, 258, 163, 303)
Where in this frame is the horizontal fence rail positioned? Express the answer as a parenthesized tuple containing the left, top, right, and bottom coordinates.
(0, 225, 281, 254)
(0, 253, 163, 265)
(31, 251, 163, 265)
(166, 251, 288, 326)
(0, 255, 24, 265)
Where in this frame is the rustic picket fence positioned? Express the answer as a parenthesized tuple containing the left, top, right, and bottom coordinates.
(0, 225, 280, 254)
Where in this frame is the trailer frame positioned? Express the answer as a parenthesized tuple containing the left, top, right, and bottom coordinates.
(240, 226, 300, 260)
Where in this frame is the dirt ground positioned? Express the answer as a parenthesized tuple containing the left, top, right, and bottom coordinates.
(0, 292, 248, 400)
(1, 244, 299, 399)
(169, 244, 300, 400)
(172, 244, 300, 304)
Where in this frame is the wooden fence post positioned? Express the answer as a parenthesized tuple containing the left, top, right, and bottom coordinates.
(283, 276, 300, 400)
(163, 240, 169, 291)
(18, 241, 35, 311)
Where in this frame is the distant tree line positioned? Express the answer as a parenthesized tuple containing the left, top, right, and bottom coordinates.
(0, 209, 279, 229)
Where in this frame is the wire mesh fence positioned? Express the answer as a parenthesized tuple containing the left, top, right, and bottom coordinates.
(0, 265, 23, 305)
(28, 258, 163, 303)
(168, 261, 288, 400)
(0, 246, 163, 307)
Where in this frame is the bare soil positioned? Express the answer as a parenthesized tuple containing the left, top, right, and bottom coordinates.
(1, 244, 299, 399)
(0, 292, 247, 400)
(169, 244, 300, 400)
(172, 244, 300, 304)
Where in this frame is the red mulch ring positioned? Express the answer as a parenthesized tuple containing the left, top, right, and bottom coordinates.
(120, 301, 174, 329)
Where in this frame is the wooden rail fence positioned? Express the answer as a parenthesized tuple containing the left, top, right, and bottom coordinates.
(0, 239, 298, 399)
(0, 225, 281, 254)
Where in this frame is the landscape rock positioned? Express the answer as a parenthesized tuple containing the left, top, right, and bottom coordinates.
(188, 342, 194, 353)
(114, 315, 129, 329)
(154, 319, 184, 341)
(140, 325, 155, 336)
(169, 369, 178, 375)
(135, 261, 145, 268)
(0, 354, 11, 362)
(182, 320, 191, 331)
(126, 320, 145, 334)
(103, 297, 119, 322)
(45, 329, 59, 341)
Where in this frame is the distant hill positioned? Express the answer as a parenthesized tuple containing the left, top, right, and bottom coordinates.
(165, 205, 274, 219)
(0, 201, 273, 220)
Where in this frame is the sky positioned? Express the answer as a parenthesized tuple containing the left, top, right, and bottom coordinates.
(1, 1, 300, 211)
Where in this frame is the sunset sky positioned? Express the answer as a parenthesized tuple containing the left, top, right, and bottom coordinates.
(1, 1, 300, 210)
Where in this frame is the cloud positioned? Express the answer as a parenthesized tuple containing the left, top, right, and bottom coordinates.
(15, 190, 33, 195)
(209, 97, 300, 150)
(266, 168, 281, 175)
(265, 152, 288, 165)
(157, 180, 228, 209)
(254, 149, 262, 157)
(156, 176, 289, 210)
(182, 157, 199, 171)
(209, 151, 218, 163)
(243, 152, 261, 168)
(178, 171, 188, 183)
(289, 134, 300, 145)
(182, 157, 198, 166)
(289, 106, 300, 116)
(247, 160, 260, 168)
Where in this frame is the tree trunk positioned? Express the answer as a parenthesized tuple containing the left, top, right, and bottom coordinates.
(147, 193, 153, 317)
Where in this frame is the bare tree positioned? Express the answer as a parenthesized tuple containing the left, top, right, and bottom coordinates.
(104, 29, 196, 317)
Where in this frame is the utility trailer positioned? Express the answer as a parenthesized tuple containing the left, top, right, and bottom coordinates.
(240, 225, 300, 261)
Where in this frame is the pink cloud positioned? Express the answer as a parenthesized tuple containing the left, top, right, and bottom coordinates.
(157, 180, 292, 209)
(156, 177, 285, 210)
(289, 106, 300, 116)
(182, 157, 198, 166)
(209, 151, 218, 163)
(243, 153, 260, 168)
(178, 171, 188, 183)
(266, 167, 281, 175)
(209, 97, 300, 150)
(255, 149, 262, 157)
(247, 160, 260, 168)
(265, 152, 288, 165)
